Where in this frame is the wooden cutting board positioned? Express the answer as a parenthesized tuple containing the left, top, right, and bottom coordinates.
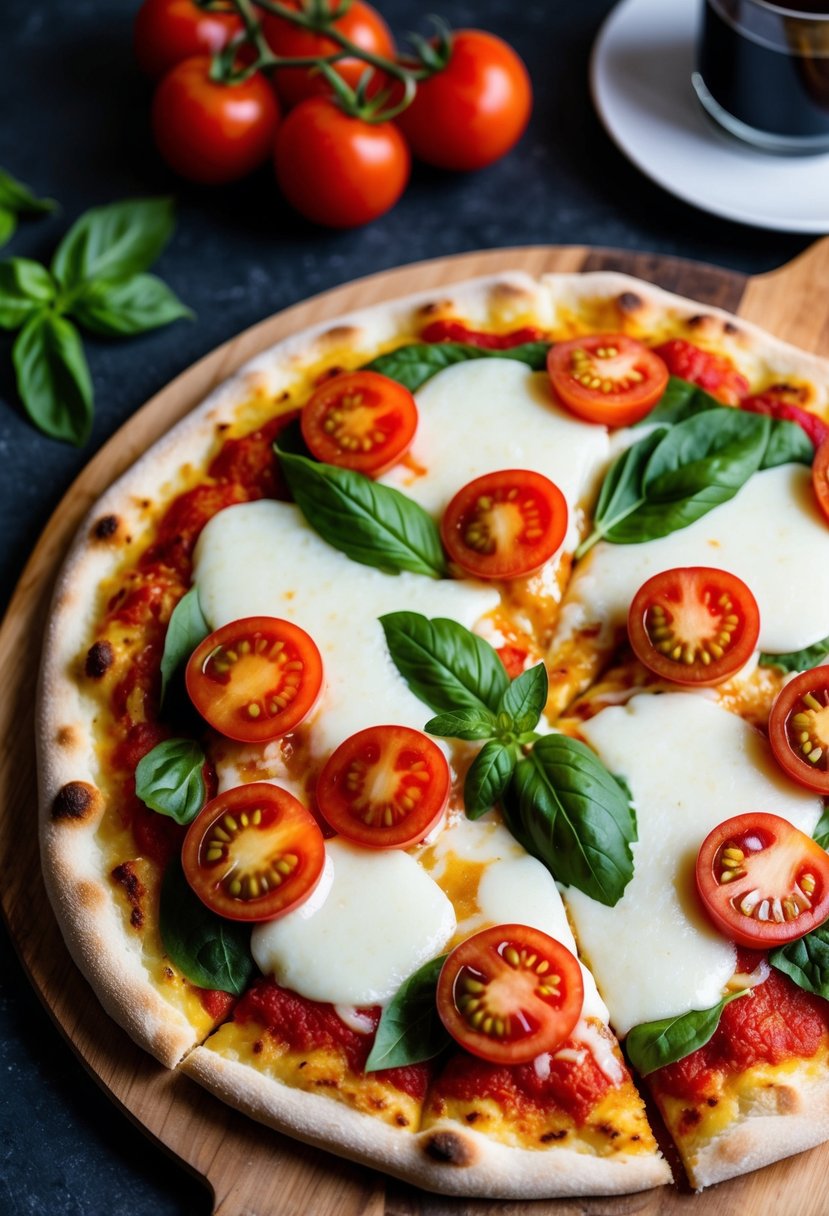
(5, 242, 829, 1216)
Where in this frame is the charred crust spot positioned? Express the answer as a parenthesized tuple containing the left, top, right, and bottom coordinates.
(422, 1131, 476, 1168)
(368, 1097, 388, 1111)
(314, 364, 346, 386)
(616, 291, 643, 314)
(253, 1039, 264, 1054)
(164, 966, 175, 980)
(85, 640, 114, 679)
(216, 422, 231, 433)
(597, 1122, 621, 1139)
(724, 321, 739, 335)
(111, 861, 147, 931)
(465, 1111, 481, 1124)
(680, 1107, 702, 1133)
(417, 300, 452, 319)
(275, 390, 291, 403)
(52, 781, 101, 823)
(490, 281, 531, 302)
(395, 1114, 409, 1127)
(314, 1078, 337, 1088)
(631, 1134, 641, 1142)
(774, 1085, 799, 1115)
(298, 1060, 307, 1069)
(92, 514, 119, 541)
(56, 725, 77, 748)
(319, 324, 360, 347)
(707, 1097, 719, 1107)
(540, 1129, 568, 1143)
(687, 314, 708, 328)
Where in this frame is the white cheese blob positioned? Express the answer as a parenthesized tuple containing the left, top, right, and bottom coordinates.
(557, 464, 829, 655)
(251, 838, 456, 1006)
(193, 500, 498, 757)
(566, 693, 821, 1036)
(380, 360, 610, 551)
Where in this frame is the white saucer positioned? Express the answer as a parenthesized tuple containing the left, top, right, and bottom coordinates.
(590, 0, 829, 233)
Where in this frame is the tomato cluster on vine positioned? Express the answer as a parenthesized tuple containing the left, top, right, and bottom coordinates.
(134, 0, 533, 228)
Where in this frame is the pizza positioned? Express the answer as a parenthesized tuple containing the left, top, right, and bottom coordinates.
(36, 265, 829, 1199)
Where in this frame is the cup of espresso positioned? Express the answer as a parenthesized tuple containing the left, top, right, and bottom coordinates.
(693, 0, 829, 152)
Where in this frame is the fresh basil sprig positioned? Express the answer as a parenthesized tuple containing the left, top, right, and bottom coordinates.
(160, 857, 254, 995)
(365, 955, 450, 1071)
(759, 633, 829, 675)
(380, 611, 508, 715)
(0, 166, 55, 248)
(279, 449, 446, 578)
(1, 197, 192, 445)
(364, 340, 551, 392)
(770, 924, 829, 999)
(625, 990, 749, 1076)
(160, 587, 210, 703)
(135, 738, 208, 826)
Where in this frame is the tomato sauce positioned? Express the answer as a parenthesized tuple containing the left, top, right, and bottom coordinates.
(420, 320, 545, 349)
(208, 411, 298, 498)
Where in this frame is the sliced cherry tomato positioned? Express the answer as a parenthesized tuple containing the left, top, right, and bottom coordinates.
(441, 469, 568, 581)
(134, 0, 243, 78)
(315, 725, 450, 848)
(396, 30, 532, 171)
(652, 338, 750, 405)
(741, 386, 829, 450)
(300, 371, 418, 475)
(420, 320, 544, 349)
(769, 667, 829, 794)
(436, 925, 584, 1064)
(696, 812, 829, 947)
(812, 435, 829, 525)
(627, 567, 760, 687)
(262, 0, 394, 109)
(152, 57, 280, 184)
(186, 617, 323, 743)
(273, 98, 410, 229)
(547, 335, 669, 426)
(182, 783, 325, 921)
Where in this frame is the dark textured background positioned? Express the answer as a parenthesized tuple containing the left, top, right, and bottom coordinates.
(0, 1, 816, 1211)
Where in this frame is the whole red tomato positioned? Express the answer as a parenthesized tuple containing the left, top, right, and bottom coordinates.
(397, 29, 532, 171)
(152, 57, 280, 184)
(134, 0, 243, 78)
(274, 97, 410, 228)
(262, 0, 394, 109)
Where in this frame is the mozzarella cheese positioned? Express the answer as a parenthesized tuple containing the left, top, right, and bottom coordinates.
(251, 838, 457, 1006)
(556, 464, 829, 655)
(566, 693, 822, 1036)
(381, 359, 610, 551)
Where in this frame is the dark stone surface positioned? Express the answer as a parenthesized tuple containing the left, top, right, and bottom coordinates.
(0, 0, 814, 1211)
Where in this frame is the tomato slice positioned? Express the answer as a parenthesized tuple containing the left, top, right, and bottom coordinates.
(182, 783, 326, 921)
(812, 435, 829, 525)
(300, 370, 418, 475)
(315, 725, 450, 848)
(436, 925, 584, 1065)
(547, 335, 669, 426)
(186, 616, 323, 743)
(627, 567, 760, 687)
(440, 469, 568, 580)
(769, 667, 829, 794)
(696, 812, 829, 947)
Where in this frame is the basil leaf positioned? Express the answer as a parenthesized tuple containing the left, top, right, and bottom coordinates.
(498, 662, 547, 732)
(0, 167, 56, 215)
(13, 312, 92, 445)
(0, 207, 15, 249)
(381, 612, 509, 715)
(279, 449, 446, 578)
(576, 428, 665, 558)
(424, 707, 498, 741)
(135, 738, 207, 825)
(71, 273, 193, 336)
(465, 740, 517, 820)
(160, 587, 210, 703)
(770, 924, 829, 998)
(761, 415, 815, 469)
(759, 633, 829, 674)
(0, 258, 56, 330)
(160, 856, 254, 995)
(626, 990, 748, 1076)
(52, 197, 175, 288)
(636, 376, 717, 426)
(365, 955, 450, 1071)
(364, 341, 551, 392)
(814, 805, 829, 851)
(502, 737, 636, 906)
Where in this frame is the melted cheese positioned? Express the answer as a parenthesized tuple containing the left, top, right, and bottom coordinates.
(566, 693, 821, 1035)
(380, 360, 610, 551)
(557, 464, 829, 654)
(251, 839, 456, 1005)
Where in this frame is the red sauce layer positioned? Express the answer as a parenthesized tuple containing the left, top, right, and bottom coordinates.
(421, 320, 544, 349)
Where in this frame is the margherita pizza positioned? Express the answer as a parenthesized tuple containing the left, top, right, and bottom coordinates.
(36, 267, 829, 1198)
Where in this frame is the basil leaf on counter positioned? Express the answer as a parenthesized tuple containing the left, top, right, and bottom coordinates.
(365, 955, 450, 1071)
(364, 340, 551, 392)
(72, 273, 192, 336)
(381, 612, 509, 715)
(52, 196, 175, 288)
(12, 311, 92, 445)
(502, 736, 637, 906)
(424, 707, 499, 741)
(626, 990, 749, 1076)
(279, 449, 446, 578)
(160, 856, 254, 995)
(770, 924, 829, 998)
(135, 738, 207, 825)
(759, 633, 829, 675)
(497, 662, 547, 733)
(160, 587, 210, 703)
(0, 167, 55, 249)
(0, 258, 56, 330)
(464, 740, 517, 820)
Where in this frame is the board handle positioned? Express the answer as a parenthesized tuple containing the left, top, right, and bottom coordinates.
(739, 236, 829, 354)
